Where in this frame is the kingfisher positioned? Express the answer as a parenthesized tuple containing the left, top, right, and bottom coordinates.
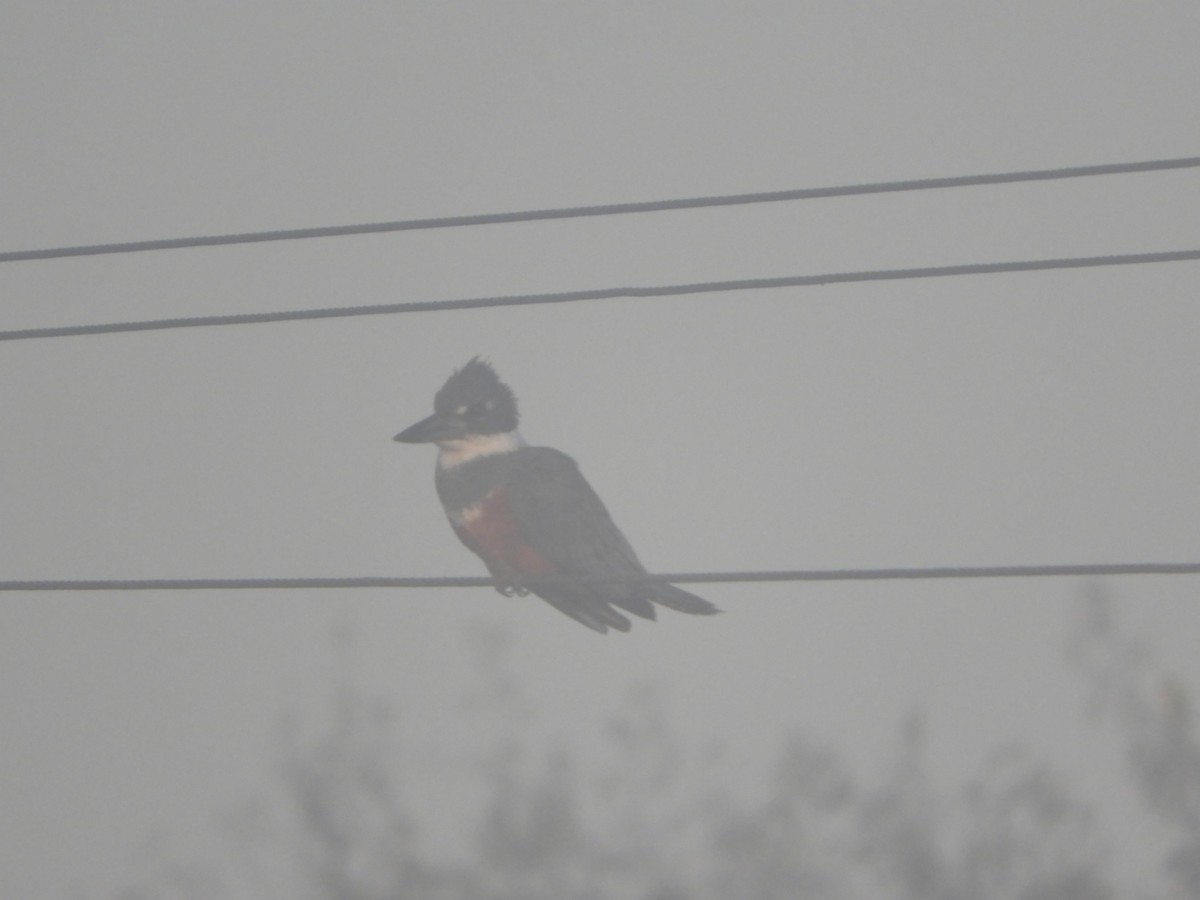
(393, 358, 720, 633)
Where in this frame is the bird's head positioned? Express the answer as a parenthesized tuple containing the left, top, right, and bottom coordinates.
(393, 357, 520, 454)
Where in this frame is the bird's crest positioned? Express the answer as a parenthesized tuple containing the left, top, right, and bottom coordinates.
(434, 357, 519, 432)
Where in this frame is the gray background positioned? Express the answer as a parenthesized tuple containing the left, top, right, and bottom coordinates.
(2, 3, 1198, 896)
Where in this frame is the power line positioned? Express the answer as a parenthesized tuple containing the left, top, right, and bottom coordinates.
(3, 563, 1198, 591)
(3, 248, 1198, 342)
(3, 155, 1198, 263)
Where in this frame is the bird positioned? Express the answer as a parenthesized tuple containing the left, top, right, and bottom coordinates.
(393, 357, 720, 633)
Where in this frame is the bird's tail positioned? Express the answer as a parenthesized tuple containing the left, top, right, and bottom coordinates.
(530, 587, 634, 634)
(649, 583, 721, 616)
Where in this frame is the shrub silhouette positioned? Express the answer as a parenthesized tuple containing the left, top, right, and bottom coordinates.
(111, 589, 1199, 898)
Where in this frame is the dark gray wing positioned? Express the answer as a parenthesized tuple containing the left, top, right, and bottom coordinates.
(504, 447, 646, 579)
(505, 446, 719, 624)
(503, 447, 655, 624)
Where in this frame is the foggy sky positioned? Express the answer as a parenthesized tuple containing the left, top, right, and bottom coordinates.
(2, 4, 1199, 897)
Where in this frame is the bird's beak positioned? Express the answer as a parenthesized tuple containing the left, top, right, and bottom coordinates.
(393, 413, 466, 444)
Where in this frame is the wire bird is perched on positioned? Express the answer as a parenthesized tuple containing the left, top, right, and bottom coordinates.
(394, 358, 720, 633)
